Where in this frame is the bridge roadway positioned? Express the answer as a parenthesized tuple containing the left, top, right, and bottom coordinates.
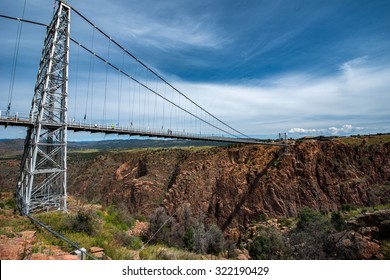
(0, 116, 287, 146)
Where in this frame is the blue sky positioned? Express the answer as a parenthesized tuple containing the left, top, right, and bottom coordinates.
(1, 0, 390, 140)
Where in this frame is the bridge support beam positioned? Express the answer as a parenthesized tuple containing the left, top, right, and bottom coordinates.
(16, 2, 70, 215)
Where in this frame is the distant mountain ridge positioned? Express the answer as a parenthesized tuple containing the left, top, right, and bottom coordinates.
(0, 138, 228, 158)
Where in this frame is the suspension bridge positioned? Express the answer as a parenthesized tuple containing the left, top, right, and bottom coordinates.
(0, 1, 286, 215)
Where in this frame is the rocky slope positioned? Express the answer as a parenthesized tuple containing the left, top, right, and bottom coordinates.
(68, 137, 390, 235)
(1, 136, 389, 236)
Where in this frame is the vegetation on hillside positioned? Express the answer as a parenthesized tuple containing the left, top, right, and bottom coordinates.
(1, 191, 389, 259)
(147, 205, 227, 255)
(1, 134, 389, 260)
(245, 205, 390, 260)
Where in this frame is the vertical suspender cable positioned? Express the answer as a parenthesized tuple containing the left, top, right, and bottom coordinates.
(103, 40, 111, 124)
(153, 80, 158, 130)
(7, 0, 27, 116)
(127, 74, 132, 125)
(72, 43, 80, 122)
(162, 83, 166, 130)
(131, 63, 138, 127)
(85, 27, 95, 121)
(117, 51, 125, 126)
(90, 46, 96, 124)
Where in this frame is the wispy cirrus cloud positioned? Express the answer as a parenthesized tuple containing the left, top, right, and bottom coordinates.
(71, 0, 231, 51)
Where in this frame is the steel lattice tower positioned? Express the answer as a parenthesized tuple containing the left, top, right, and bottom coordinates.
(16, 2, 70, 215)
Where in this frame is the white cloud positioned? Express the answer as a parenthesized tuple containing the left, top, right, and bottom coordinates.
(288, 127, 319, 134)
(288, 124, 364, 136)
(172, 57, 390, 135)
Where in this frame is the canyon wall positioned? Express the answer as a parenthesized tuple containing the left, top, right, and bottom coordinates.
(76, 140, 390, 233)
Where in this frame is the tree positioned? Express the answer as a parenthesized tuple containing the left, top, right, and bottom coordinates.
(183, 226, 194, 250)
(192, 220, 207, 253)
(205, 224, 225, 255)
(148, 207, 172, 244)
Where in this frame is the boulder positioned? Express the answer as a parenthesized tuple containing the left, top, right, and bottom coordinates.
(0, 233, 34, 260)
(89, 246, 104, 254)
(327, 230, 383, 259)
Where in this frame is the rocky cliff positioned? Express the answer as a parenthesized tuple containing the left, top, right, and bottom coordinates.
(1, 136, 389, 235)
(69, 138, 390, 235)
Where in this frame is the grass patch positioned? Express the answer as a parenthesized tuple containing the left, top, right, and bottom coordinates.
(341, 203, 390, 220)
(278, 217, 296, 229)
(0, 195, 17, 210)
(105, 246, 137, 260)
(139, 245, 208, 260)
(29, 205, 145, 259)
(380, 240, 390, 260)
(0, 153, 21, 160)
(101, 205, 136, 230)
(335, 134, 390, 146)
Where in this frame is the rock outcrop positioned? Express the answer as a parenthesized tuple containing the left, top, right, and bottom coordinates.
(326, 230, 383, 259)
(71, 140, 390, 234)
(0, 231, 79, 260)
(326, 210, 390, 259)
(0, 231, 35, 260)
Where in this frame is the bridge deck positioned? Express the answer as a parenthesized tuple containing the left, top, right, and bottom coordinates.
(0, 117, 287, 146)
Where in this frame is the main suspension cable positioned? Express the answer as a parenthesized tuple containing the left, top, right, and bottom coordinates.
(70, 37, 238, 138)
(0, 14, 48, 27)
(1, 9, 252, 139)
(69, 6, 252, 139)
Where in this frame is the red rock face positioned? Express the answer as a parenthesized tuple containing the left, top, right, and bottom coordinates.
(91, 141, 389, 233)
(0, 231, 79, 260)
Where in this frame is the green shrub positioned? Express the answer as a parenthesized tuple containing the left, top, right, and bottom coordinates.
(257, 213, 267, 222)
(296, 208, 333, 232)
(248, 226, 290, 260)
(105, 204, 135, 230)
(113, 231, 143, 250)
(341, 204, 357, 212)
(70, 208, 98, 235)
(183, 227, 194, 250)
(0, 197, 17, 210)
(278, 217, 294, 228)
(331, 212, 346, 231)
(288, 207, 333, 259)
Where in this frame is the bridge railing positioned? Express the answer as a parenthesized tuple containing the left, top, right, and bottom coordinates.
(0, 110, 222, 139)
(0, 109, 30, 121)
(66, 118, 226, 139)
(0, 110, 286, 145)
